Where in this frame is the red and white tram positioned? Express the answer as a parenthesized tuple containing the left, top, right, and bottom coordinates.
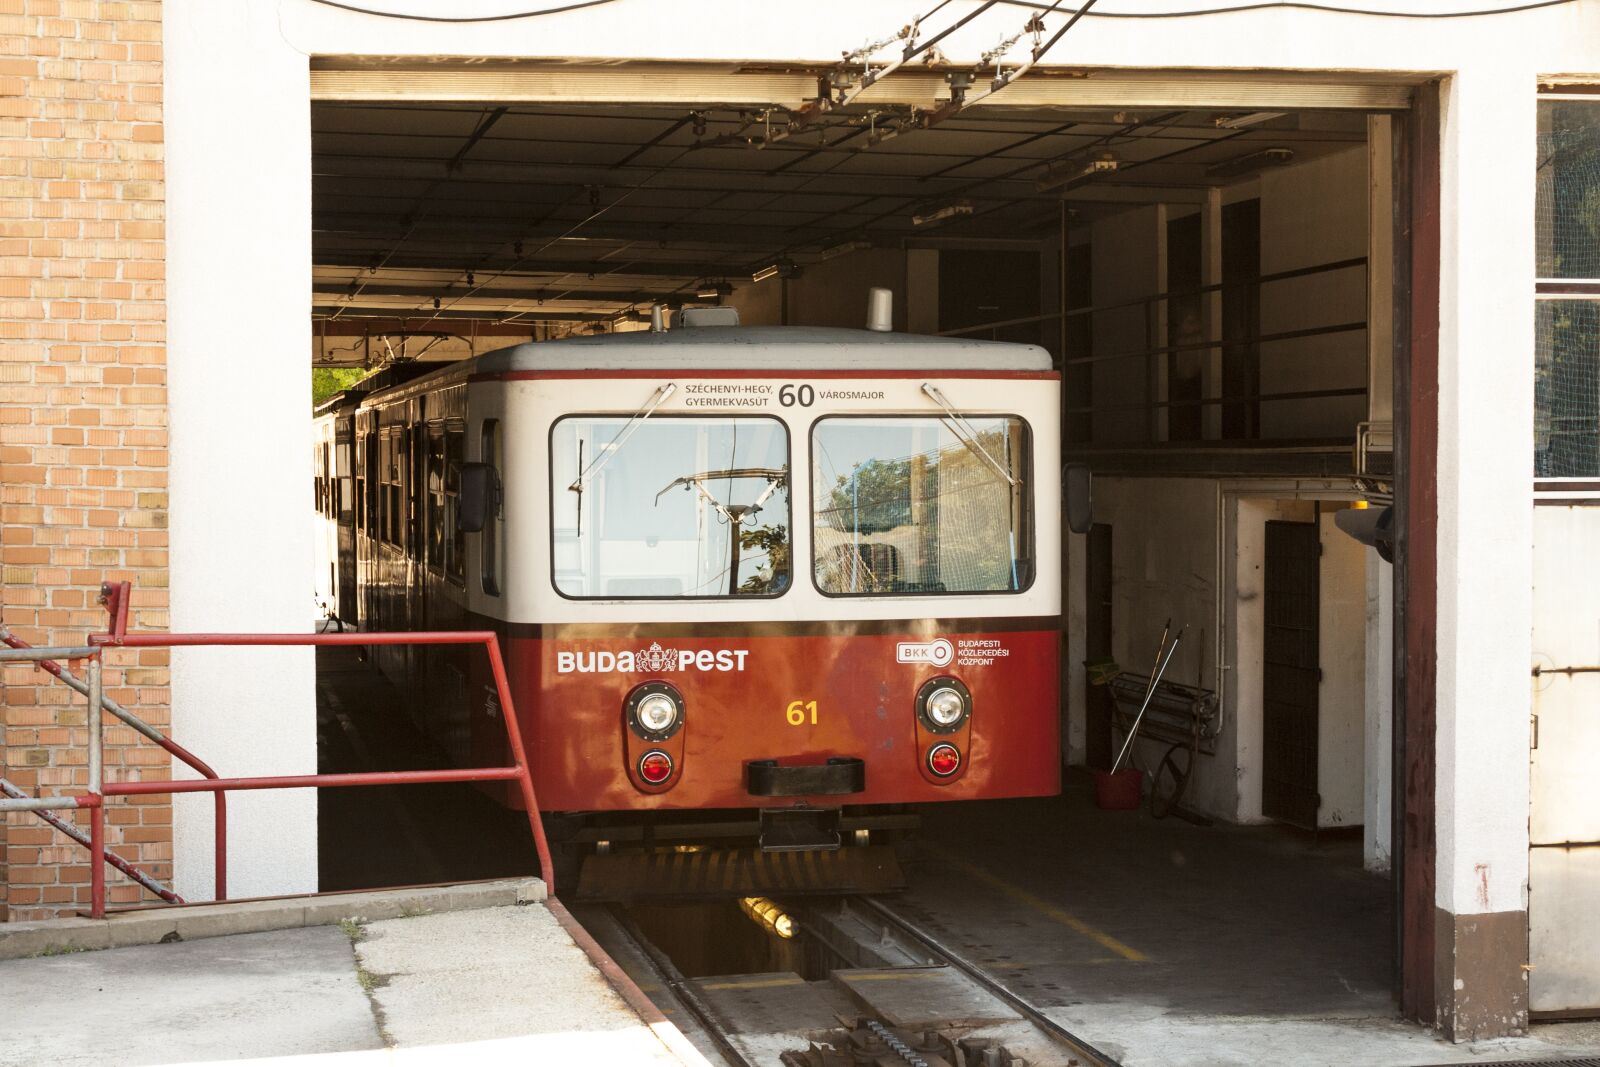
(329, 305, 1072, 884)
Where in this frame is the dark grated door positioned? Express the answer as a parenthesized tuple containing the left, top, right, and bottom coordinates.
(1263, 520, 1320, 829)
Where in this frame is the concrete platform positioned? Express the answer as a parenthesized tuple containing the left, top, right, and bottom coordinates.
(0, 882, 702, 1067)
(905, 784, 1600, 1067)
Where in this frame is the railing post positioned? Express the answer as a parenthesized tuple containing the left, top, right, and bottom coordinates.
(86, 653, 105, 919)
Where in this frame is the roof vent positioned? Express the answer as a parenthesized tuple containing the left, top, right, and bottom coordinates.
(866, 287, 893, 332)
(673, 307, 740, 329)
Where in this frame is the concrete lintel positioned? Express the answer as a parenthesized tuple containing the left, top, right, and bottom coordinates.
(0, 878, 546, 961)
(1434, 907, 1530, 1041)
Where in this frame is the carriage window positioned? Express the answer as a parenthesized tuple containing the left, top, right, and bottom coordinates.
(481, 419, 501, 597)
(811, 416, 1034, 596)
(550, 415, 790, 599)
(379, 430, 403, 547)
(445, 427, 465, 585)
(426, 426, 445, 572)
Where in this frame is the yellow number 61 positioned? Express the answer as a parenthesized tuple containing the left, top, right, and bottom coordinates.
(785, 699, 818, 726)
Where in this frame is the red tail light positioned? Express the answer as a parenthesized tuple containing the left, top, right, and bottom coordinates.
(927, 743, 961, 778)
(639, 750, 674, 784)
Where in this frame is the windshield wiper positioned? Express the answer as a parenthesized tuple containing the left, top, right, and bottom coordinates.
(568, 382, 676, 493)
(921, 382, 1017, 487)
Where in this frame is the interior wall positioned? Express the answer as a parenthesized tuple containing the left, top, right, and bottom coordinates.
(1231, 495, 1316, 823)
(1318, 508, 1368, 829)
(1088, 477, 1229, 815)
(1088, 207, 1161, 443)
(1259, 145, 1370, 438)
(1365, 547, 1394, 871)
(726, 248, 908, 330)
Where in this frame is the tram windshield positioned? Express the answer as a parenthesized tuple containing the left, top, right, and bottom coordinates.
(811, 416, 1033, 596)
(551, 415, 790, 598)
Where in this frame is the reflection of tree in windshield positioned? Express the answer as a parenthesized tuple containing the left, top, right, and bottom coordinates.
(739, 523, 789, 594)
(814, 425, 1025, 595)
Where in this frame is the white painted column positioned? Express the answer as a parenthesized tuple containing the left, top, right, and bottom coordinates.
(1432, 65, 1535, 924)
(164, 1, 318, 900)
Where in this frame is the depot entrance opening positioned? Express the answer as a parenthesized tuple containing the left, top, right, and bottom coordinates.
(305, 77, 1418, 1036)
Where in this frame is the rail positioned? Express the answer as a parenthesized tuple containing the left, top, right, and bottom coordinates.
(1, 581, 555, 918)
(940, 255, 1369, 442)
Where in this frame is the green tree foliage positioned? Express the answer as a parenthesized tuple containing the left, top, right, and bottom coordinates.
(311, 367, 368, 407)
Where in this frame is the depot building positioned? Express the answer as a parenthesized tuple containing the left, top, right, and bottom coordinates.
(3, 0, 1599, 1045)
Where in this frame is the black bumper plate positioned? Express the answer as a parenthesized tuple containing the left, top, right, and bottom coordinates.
(745, 757, 865, 797)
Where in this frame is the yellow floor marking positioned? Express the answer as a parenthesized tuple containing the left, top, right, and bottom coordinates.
(921, 842, 1150, 963)
(841, 970, 943, 982)
(698, 976, 807, 991)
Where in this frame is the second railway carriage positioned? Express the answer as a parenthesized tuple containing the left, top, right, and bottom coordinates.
(343, 308, 1068, 882)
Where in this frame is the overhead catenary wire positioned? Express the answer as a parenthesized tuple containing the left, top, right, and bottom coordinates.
(995, 0, 1577, 16)
(305, 0, 622, 20)
(307, 0, 1576, 21)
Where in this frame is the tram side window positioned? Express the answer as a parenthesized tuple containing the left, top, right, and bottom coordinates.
(445, 427, 465, 585)
(549, 415, 790, 599)
(379, 430, 403, 547)
(426, 426, 446, 574)
(811, 415, 1034, 596)
(481, 419, 501, 596)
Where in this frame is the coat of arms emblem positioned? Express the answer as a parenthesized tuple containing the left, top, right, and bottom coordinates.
(635, 642, 678, 673)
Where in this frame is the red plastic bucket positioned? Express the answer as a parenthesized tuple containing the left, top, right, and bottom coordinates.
(1094, 768, 1143, 810)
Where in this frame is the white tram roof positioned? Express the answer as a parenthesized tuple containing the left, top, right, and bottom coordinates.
(473, 325, 1053, 373)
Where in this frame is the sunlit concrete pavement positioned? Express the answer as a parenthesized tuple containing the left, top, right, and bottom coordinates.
(0, 891, 687, 1067)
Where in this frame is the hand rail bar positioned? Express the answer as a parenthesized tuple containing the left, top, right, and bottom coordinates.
(86, 619, 556, 919)
(1, 623, 227, 900)
(936, 255, 1369, 337)
(0, 644, 180, 905)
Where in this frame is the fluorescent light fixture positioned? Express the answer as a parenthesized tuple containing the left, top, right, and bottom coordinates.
(694, 279, 731, 299)
(1035, 156, 1119, 193)
(1204, 147, 1294, 179)
(1214, 111, 1287, 129)
(751, 260, 797, 283)
(696, 286, 722, 299)
(911, 200, 974, 227)
(819, 238, 873, 261)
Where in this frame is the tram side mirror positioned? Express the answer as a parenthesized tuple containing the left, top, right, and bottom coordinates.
(1064, 463, 1093, 535)
(458, 462, 499, 534)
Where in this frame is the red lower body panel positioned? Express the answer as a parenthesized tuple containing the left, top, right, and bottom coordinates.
(482, 624, 1060, 811)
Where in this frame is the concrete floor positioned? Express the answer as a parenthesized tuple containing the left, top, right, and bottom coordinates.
(903, 782, 1600, 1066)
(0, 901, 688, 1067)
(303, 652, 1600, 1066)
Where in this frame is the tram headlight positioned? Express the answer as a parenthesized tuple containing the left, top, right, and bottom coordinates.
(637, 693, 679, 734)
(925, 687, 966, 728)
(626, 681, 684, 741)
(916, 676, 971, 733)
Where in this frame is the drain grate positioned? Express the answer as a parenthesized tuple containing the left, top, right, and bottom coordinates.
(1440, 1060, 1600, 1067)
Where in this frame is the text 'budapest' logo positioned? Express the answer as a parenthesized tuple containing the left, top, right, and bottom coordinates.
(556, 641, 749, 674)
(896, 638, 954, 668)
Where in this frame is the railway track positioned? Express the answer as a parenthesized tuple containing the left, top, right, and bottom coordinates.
(593, 896, 1122, 1067)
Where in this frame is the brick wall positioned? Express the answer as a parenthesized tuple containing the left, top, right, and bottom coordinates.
(1, 0, 169, 921)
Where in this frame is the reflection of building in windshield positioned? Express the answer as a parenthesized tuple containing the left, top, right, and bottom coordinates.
(551, 416, 789, 598)
(812, 417, 1032, 595)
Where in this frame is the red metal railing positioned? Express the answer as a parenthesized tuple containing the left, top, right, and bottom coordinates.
(2, 615, 225, 901)
(0, 580, 555, 919)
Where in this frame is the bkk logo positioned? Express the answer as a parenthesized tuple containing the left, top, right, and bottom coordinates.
(556, 641, 749, 674)
(895, 638, 954, 668)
